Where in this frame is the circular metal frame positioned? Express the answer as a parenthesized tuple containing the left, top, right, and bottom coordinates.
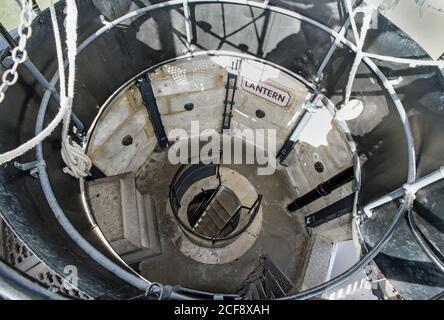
(28, 0, 420, 299)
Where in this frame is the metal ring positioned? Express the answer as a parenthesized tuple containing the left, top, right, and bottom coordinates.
(2, 70, 19, 86)
(11, 47, 28, 64)
(145, 282, 163, 299)
(19, 25, 32, 39)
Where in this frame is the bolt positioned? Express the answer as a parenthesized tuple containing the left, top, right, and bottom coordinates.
(184, 102, 194, 111)
(255, 109, 265, 118)
(1, 55, 14, 69)
(314, 161, 324, 173)
(122, 135, 133, 146)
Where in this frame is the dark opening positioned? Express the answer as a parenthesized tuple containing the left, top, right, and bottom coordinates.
(186, 187, 241, 238)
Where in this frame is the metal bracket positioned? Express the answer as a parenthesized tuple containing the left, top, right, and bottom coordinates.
(305, 193, 355, 228)
(277, 94, 322, 163)
(14, 159, 46, 179)
(222, 60, 241, 131)
(136, 74, 169, 149)
(288, 166, 354, 212)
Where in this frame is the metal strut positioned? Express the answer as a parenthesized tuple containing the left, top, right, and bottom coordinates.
(14, 159, 46, 179)
(276, 93, 321, 163)
(305, 193, 355, 228)
(137, 74, 169, 149)
(287, 167, 355, 212)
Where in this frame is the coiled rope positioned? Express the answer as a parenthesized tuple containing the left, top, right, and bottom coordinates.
(48, 0, 91, 178)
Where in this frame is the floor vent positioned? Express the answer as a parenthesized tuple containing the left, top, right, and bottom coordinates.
(1, 223, 91, 299)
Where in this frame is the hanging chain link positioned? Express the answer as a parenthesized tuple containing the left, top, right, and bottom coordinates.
(0, 0, 34, 104)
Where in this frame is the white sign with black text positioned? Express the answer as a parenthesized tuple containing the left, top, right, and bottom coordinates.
(241, 78, 291, 107)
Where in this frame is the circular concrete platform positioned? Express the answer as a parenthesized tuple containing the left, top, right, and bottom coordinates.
(135, 151, 309, 293)
(171, 167, 263, 264)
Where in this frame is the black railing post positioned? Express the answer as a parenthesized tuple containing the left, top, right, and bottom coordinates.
(0, 23, 18, 47)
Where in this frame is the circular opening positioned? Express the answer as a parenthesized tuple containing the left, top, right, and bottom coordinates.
(314, 161, 324, 173)
(184, 102, 194, 111)
(186, 186, 241, 238)
(121, 135, 133, 146)
(255, 109, 266, 118)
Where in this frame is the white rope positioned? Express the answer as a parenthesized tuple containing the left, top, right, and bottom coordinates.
(345, 0, 360, 44)
(344, 4, 376, 105)
(0, 0, 441, 172)
(0, 0, 70, 166)
(0, 0, 91, 178)
(343, 1, 444, 105)
(61, 136, 91, 177)
(344, 0, 379, 105)
(363, 52, 444, 68)
(49, 0, 91, 178)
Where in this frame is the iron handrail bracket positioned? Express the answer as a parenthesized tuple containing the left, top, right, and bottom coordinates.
(363, 166, 444, 218)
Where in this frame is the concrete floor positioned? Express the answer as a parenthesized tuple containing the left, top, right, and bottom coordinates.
(134, 150, 309, 294)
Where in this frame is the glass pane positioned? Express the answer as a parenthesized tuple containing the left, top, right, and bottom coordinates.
(0, 1, 21, 31)
(35, 0, 51, 11)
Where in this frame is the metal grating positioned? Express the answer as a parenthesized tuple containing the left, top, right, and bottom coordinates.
(1, 223, 91, 300)
(237, 256, 296, 299)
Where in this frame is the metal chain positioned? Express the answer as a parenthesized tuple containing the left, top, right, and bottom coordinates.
(0, 0, 34, 104)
